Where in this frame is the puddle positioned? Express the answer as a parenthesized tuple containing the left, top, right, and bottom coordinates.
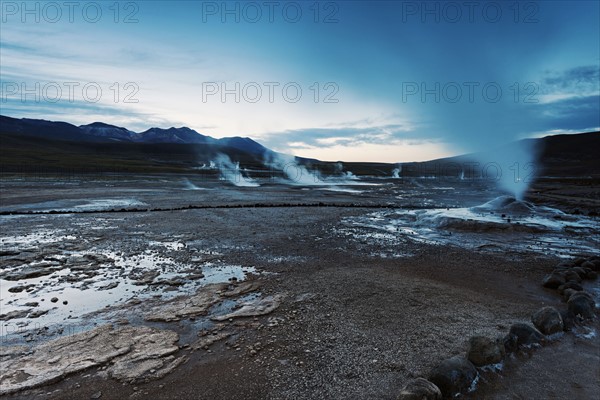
(340, 196, 599, 257)
(0, 238, 258, 343)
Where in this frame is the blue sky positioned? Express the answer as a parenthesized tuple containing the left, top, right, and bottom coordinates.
(1, 0, 599, 162)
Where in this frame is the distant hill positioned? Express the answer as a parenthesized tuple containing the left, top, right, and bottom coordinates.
(1, 115, 598, 178)
(400, 132, 600, 178)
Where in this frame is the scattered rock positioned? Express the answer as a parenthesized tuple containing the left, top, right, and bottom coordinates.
(0, 249, 21, 256)
(97, 282, 119, 291)
(191, 331, 232, 350)
(561, 281, 584, 292)
(8, 285, 34, 293)
(144, 283, 226, 322)
(563, 288, 578, 302)
(542, 273, 565, 289)
(129, 270, 160, 285)
(581, 260, 598, 272)
(398, 377, 442, 400)
(466, 336, 505, 366)
(211, 295, 283, 321)
(531, 307, 563, 335)
(564, 270, 582, 283)
(91, 391, 102, 399)
(560, 310, 576, 331)
(429, 356, 478, 398)
(0, 309, 31, 321)
(509, 323, 544, 347)
(24, 302, 39, 307)
(502, 333, 518, 353)
(567, 292, 596, 319)
(50, 297, 59, 303)
(220, 281, 261, 298)
(572, 267, 587, 279)
(28, 309, 49, 319)
(573, 257, 587, 266)
(0, 264, 62, 281)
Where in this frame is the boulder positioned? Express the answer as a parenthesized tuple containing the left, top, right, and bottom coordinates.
(531, 307, 563, 335)
(564, 270, 582, 283)
(582, 260, 599, 272)
(429, 356, 478, 398)
(562, 281, 584, 292)
(466, 336, 505, 366)
(563, 288, 578, 301)
(509, 323, 544, 347)
(573, 257, 587, 266)
(572, 267, 587, 280)
(567, 292, 596, 319)
(398, 378, 442, 400)
(502, 333, 518, 353)
(586, 270, 598, 280)
(542, 273, 565, 289)
(560, 310, 576, 331)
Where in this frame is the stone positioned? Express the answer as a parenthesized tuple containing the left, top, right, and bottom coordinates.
(91, 391, 102, 399)
(572, 267, 587, 280)
(564, 270, 582, 283)
(220, 281, 261, 298)
(97, 282, 119, 291)
(144, 283, 227, 322)
(466, 336, 505, 366)
(211, 295, 283, 321)
(586, 270, 598, 280)
(502, 333, 518, 353)
(560, 310, 576, 331)
(562, 282, 583, 292)
(28, 309, 49, 319)
(531, 307, 563, 335)
(542, 273, 565, 289)
(573, 257, 587, 266)
(0, 309, 31, 321)
(563, 288, 578, 301)
(0, 264, 62, 281)
(567, 292, 596, 319)
(50, 297, 58, 303)
(0, 324, 182, 395)
(581, 260, 599, 272)
(429, 356, 477, 398)
(398, 378, 442, 400)
(509, 323, 544, 347)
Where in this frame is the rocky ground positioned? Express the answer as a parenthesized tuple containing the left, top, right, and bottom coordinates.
(0, 178, 598, 399)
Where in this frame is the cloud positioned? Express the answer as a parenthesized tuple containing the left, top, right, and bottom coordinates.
(536, 94, 600, 130)
(539, 65, 600, 104)
(257, 123, 429, 151)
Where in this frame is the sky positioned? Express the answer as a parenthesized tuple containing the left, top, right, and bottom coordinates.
(1, 0, 599, 162)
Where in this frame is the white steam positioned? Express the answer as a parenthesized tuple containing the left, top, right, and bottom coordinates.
(475, 140, 540, 201)
(213, 153, 260, 187)
(264, 153, 323, 185)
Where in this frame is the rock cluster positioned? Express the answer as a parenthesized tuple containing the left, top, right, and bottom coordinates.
(542, 255, 599, 320)
(401, 255, 598, 399)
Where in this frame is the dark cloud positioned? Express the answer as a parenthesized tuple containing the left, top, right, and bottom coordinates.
(537, 94, 600, 131)
(259, 124, 440, 151)
(542, 65, 599, 93)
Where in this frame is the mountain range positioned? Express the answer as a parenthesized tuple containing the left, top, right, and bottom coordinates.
(1, 115, 599, 178)
(0, 115, 269, 156)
